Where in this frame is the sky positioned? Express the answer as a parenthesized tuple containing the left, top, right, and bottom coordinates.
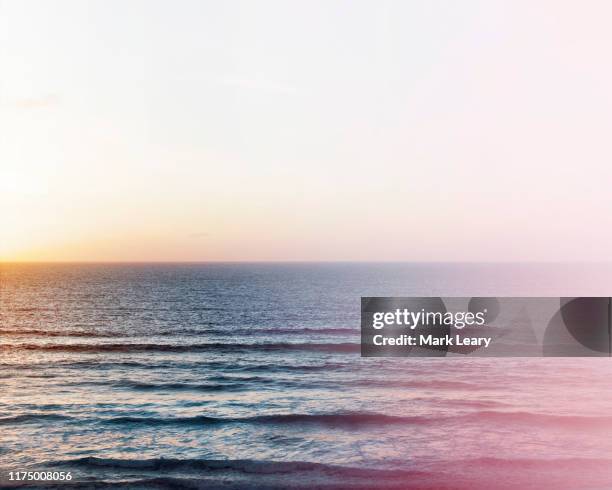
(1, 0, 612, 262)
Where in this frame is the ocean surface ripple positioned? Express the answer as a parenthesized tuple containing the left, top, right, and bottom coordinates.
(2, 262, 612, 489)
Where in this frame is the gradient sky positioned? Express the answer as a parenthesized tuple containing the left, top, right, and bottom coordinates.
(1, 0, 612, 261)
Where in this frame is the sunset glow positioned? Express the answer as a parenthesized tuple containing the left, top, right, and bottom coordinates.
(2, 0, 612, 262)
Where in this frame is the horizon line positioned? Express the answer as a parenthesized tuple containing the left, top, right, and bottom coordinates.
(2, 260, 611, 265)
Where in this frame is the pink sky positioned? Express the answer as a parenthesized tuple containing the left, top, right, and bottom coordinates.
(2, 0, 612, 261)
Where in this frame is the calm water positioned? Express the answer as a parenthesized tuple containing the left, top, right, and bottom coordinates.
(1, 263, 612, 489)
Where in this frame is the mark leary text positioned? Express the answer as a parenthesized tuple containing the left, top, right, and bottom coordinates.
(373, 334, 491, 348)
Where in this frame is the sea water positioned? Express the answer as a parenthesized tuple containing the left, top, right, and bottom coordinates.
(1, 262, 612, 488)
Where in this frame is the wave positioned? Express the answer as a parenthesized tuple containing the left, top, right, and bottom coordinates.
(0, 342, 360, 354)
(102, 412, 429, 428)
(0, 360, 173, 370)
(242, 413, 427, 427)
(235, 362, 350, 373)
(52, 456, 344, 472)
(0, 359, 352, 374)
(0, 329, 123, 338)
(116, 377, 493, 394)
(7, 410, 611, 430)
(162, 326, 359, 336)
(67, 376, 480, 394)
(37, 456, 612, 489)
(251, 327, 358, 335)
(110, 380, 248, 392)
(50, 456, 414, 479)
(0, 413, 71, 425)
(44, 458, 428, 490)
(105, 411, 612, 429)
(0, 412, 388, 428)
(65, 374, 344, 393)
(0, 326, 357, 338)
(53, 455, 612, 473)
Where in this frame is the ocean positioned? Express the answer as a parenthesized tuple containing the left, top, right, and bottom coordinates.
(1, 262, 612, 489)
